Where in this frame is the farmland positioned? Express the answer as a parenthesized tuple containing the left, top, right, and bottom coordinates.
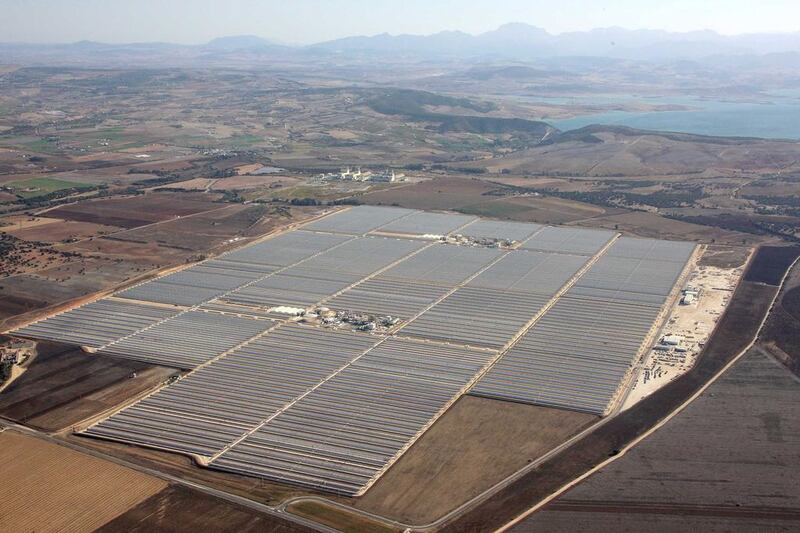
(0, 341, 177, 432)
(0, 431, 166, 532)
(513, 347, 800, 532)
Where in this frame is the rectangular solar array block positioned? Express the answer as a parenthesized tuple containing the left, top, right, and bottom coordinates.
(521, 226, 615, 255)
(303, 206, 414, 235)
(115, 230, 351, 307)
(210, 338, 494, 495)
(569, 238, 696, 306)
(84, 325, 379, 457)
(401, 251, 589, 348)
(12, 299, 178, 348)
(457, 219, 542, 242)
(375, 211, 477, 236)
(471, 236, 694, 414)
(99, 311, 274, 369)
(470, 295, 662, 415)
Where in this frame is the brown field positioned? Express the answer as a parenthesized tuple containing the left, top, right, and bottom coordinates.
(697, 244, 752, 268)
(46, 192, 223, 228)
(112, 204, 303, 251)
(575, 210, 760, 244)
(0, 431, 166, 533)
(5, 219, 121, 243)
(71, 433, 317, 507)
(363, 176, 500, 210)
(761, 259, 800, 375)
(355, 396, 597, 524)
(0, 342, 177, 432)
(458, 195, 614, 224)
(211, 174, 301, 190)
(288, 501, 400, 533)
(98, 485, 308, 533)
(514, 348, 800, 533)
(64, 237, 193, 266)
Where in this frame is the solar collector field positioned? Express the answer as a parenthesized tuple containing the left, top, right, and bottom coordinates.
(471, 238, 695, 414)
(400, 251, 589, 348)
(100, 311, 275, 369)
(12, 299, 179, 348)
(211, 338, 493, 495)
(11, 206, 699, 496)
(84, 325, 380, 457)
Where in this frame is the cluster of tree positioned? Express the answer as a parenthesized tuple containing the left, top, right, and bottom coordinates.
(533, 186, 707, 209)
(19, 184, 105, 208)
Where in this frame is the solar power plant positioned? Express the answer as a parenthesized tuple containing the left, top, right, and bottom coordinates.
(457, 219, 543, 242)
(84, 325, 379, 457)
(520, 226, 615, 255)
(99, 311, 275, 369)
(211, 338, 494, 495)
(400, 251, 589, 348)
(12, 206, 699, 496)
(12, 299, 178, 348)
(374, 211, 477, 236)
(303, 205, 415, 235)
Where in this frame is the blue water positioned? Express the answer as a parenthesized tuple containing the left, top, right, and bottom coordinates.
(536, 94, 800, 139)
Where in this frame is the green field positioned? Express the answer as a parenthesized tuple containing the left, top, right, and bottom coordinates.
(5, 177, 91, 199)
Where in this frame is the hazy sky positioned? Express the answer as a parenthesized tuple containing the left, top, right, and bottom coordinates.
(2, 0, 799, 44)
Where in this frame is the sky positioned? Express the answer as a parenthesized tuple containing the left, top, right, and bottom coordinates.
(1, 0, 799, 44)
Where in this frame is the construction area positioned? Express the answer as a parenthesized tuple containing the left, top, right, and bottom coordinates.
(623, 259, 747, 408)
(9, 205, 700, 498)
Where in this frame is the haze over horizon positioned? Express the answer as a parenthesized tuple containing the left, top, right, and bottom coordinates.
(2, 0, 799, 45)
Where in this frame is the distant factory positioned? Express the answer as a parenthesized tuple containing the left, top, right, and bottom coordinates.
(318, 167, 406, 183)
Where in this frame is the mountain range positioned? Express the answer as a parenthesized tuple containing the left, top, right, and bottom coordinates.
(1, 23, 799, 65)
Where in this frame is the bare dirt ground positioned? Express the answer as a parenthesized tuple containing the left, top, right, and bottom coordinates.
(4, 219, 121, 243)
(355, 396, 597, 525)
(458, 194, 616, 224)
(0, 342, 177, 432)
(575, 210, 760, 245)
(46, 192, 224, 228)
(514, 347, 800, 533)
(761, 258, 800, 376)
(287, 501, 400, 533)
(98, 485, 309, 533)
(0, 431, 166, 533)
(362, 176, 500, 210)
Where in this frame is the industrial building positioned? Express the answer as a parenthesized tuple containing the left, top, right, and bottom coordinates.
(10, 206, 696, 496)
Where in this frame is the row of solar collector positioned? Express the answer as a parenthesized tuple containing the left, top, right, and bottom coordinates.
(470, 237, 695, 414)
(85, 327, 493, 495)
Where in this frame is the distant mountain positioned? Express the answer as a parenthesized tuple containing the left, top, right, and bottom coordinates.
(204, 35, 287, 51)
(1, 24, 800, 66)
(313, 23, 800, 60)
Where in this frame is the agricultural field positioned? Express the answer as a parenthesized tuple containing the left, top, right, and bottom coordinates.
(355, 396, 596, 524)
(0, 341, 177, 432)
(0, 431, 166, 532)
(514, 347, 800, 532)
(98, 485, 308, 533)
(3, 176, 91, 198)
